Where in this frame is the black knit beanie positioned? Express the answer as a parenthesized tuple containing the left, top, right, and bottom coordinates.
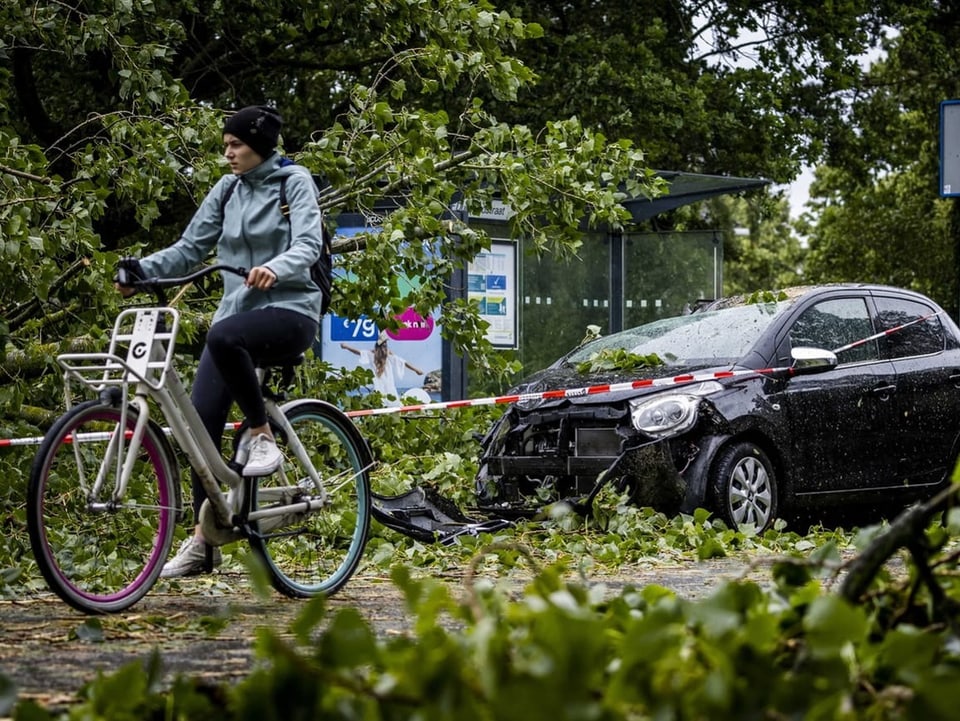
(223, 105, 282, 159)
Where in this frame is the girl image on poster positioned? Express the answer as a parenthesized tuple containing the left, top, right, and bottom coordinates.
(340, 330, 426, 406)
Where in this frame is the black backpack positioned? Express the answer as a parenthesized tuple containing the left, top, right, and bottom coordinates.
(220, 164, 333, 316)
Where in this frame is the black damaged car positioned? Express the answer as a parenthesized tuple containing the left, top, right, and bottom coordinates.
(475, 285, 960, 531)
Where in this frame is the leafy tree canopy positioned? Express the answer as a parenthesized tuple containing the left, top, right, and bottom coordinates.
(492, 0, 900, 181)
(0, 0, 659, 407)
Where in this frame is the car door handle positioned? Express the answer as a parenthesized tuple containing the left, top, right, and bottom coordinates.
(872, 383, 896, 399)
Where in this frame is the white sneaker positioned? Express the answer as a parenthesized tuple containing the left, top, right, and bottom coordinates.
(243, 433, 283, 477)
(160, 537, 222, 578)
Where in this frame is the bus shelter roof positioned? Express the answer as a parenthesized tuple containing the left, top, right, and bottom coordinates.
(623, 171, 771, 222)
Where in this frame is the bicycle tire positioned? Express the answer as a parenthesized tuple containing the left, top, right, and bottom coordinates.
(246, 399, 372, 597)
(27, 400, 181, 614)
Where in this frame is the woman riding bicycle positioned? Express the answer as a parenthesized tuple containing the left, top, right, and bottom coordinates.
(116, 105, 326, 578)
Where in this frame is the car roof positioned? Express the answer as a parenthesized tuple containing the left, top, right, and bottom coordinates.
(696, 283, 938, 313)
(694, 282, 929, 312)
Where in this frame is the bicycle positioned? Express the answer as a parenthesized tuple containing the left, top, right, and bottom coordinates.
(26, 264, 373, 614)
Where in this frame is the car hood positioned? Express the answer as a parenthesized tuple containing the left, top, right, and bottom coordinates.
(509, 360, 743, 409)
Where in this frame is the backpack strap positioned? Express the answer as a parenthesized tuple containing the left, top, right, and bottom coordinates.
(219, 176, 241, 224)
(278, 155, 296, 219)
(279, 176, 290, 219)
(279, 173, 330, 248)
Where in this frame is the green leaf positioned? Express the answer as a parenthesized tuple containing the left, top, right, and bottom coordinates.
(290, 595, 328, 644)
(317, 608, 379, 668)
(575, 348, 664, 374)
(872, 625, 941, 685)
(802, 595, 868, 660)
(74, 618, 104, 643)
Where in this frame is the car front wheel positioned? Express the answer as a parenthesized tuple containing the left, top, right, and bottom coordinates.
(710, 441, 778, 531)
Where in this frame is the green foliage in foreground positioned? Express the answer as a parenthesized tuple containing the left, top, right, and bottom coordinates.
(10, 535, 960, 721)
(362, 503, 853, 575)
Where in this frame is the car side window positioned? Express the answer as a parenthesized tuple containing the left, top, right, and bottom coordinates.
(789, 298, 878, 364)
(875, 297, 945, 359)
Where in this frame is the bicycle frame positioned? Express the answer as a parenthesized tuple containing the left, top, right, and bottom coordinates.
(57, 303, 329, 539)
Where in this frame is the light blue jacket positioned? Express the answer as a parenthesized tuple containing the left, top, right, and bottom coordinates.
(140, 153, 324, 325)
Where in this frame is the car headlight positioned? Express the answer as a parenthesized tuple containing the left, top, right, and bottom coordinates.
(629, 381, 722, 438)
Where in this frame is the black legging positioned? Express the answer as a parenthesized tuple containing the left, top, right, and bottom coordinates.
(190, 307, 318, 520)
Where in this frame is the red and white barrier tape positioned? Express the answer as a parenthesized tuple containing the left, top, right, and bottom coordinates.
(343, 366, 788, 417)
(344, 311, 941, 418)
(0, 366, 786, 447)
(831, 311, 940, 354)
(0, 423, 247, 448)
(0, 430, 126, 448)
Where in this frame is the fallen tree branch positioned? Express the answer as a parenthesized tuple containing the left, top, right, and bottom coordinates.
(3, 403, 59, 429)
(840, 481, 959, 602)
(6, 257, 90, 331)
(1, 336, 100, 379)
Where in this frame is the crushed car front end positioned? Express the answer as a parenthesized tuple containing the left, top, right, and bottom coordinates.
(474, 374, 741, 518)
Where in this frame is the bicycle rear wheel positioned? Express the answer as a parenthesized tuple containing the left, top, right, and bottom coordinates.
(27, 400, 180, 614)
(247, 399, 372, 597)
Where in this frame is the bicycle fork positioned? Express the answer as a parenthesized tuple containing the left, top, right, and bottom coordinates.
(78, 395, 151, 511)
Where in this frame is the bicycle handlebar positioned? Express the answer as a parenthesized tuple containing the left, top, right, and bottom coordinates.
(119, 263, 248, 306)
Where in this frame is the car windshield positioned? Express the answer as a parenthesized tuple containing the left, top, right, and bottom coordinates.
(564, 301, 794, 366)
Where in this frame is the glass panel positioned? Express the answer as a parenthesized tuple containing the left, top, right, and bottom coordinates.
(465, 228, 723, 388)
(517, 231, 609, 374)
(622, 232, 721, 328)
(565, 301, 791, 367)
(789, 297, 878, 364)
(875, 297, 945, 358)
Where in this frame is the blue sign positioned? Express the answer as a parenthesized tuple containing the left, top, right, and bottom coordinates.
(486, 274, 507, 291)
(329, 315, 380, 342)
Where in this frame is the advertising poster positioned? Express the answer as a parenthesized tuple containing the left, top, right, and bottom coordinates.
(468, 239, 518, 348)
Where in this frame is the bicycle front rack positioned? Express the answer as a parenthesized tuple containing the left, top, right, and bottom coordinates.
(57, 307, 181, 401)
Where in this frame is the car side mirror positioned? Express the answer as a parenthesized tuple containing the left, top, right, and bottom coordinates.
(790, 346, 839, 374)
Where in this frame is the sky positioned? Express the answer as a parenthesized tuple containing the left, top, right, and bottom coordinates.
(783, 166, 815, 219)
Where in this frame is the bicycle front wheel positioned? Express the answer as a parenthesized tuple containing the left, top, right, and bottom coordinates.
(247, 399, 372, 597)
(27, 400, 180, 614)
